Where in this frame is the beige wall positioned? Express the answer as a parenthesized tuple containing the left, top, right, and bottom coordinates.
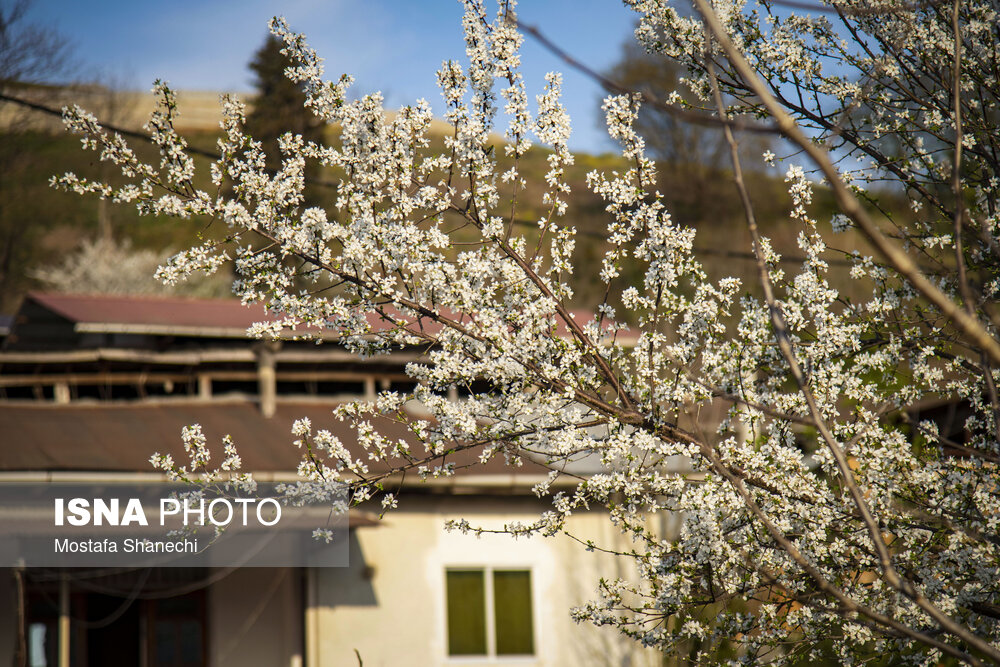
(309, 495, 661, 667)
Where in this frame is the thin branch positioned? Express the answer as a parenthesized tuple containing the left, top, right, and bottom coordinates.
(689, 425, 982, 666)
(692, 0, 1000, 371)
(451, 205, 642, 418)
(899, 410, 1000, 465)
(981, 353, 1000, 446)
(694, 0, 1000, 659)
(950, 0, 975, 317)
(766, 0, 944, 16)
(514, 20, 779, 135)
(750, 561, 983, 666)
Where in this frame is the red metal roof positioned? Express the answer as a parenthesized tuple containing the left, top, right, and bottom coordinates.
(22, 291, 607, 340)
(27, 291, 272, 331)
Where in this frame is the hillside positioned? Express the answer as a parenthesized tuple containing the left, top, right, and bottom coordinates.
(0, 87, 891, 315)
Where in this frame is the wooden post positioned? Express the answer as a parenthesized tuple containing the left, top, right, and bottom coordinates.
(58, 573, 69, 667)
(14, 567, 25, 667)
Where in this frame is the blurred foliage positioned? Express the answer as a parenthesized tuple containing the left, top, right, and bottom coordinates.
(0, 0, 74, 310)
(31, 236, 231, 298)
(605, 39, 776, 227)
(0, 127, 230, 312)
(0, 110, 903, 316)
(1, 29, 914, 315)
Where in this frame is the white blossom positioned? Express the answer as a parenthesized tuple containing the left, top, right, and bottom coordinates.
(56, 0, 1000, 661)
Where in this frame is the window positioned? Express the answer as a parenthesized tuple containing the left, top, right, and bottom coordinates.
(24, 582, 206, 667)
(445, 568, 534, 657)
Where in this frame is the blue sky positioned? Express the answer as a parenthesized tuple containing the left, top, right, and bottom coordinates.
(28, 0, 640, 154)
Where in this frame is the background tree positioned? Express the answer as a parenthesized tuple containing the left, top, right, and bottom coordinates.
(607, 39, 728, 222)
(0, 0, 72, 309)
(57, 1, 1000, 663)
(0, 0, 70, 98)
(0, 2, 162, 311)
(245, 34, 325, 203)
(30, 237, 230, 297)
(605, 37, 779, 229)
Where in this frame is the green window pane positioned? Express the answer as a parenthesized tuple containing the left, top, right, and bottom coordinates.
(493, 570, 534, 655)
(446, 570, 487, 655)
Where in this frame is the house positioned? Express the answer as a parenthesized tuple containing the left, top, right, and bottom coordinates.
(0, 292, 665, 666)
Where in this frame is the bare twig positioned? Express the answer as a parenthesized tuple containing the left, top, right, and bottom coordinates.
(692, 0, 1000, 369)
(766, 0, 943, 15)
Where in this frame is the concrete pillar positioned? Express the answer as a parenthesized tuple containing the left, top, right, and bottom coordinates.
(256, 343, 279, 418)
(198, 373, 212, 400)
(53, 382, 70, 404)
(304, 568, 319, 667)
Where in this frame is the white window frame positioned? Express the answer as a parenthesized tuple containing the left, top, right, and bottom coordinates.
(444, 565, 536, 661)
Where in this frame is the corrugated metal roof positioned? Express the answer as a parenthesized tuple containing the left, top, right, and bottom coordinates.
(0, 401, 550, 480)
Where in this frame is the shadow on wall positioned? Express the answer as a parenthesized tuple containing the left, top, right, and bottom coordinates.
(321, 534, 378, 607)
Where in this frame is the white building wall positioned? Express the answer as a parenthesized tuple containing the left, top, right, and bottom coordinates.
(311, 495, 661, 667)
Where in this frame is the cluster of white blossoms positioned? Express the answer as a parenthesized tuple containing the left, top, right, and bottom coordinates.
(57, 0, 1000, 663)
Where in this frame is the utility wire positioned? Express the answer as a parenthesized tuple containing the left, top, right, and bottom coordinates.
(0, 90, 340, 189)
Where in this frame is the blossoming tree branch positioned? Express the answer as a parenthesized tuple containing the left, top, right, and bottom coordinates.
(54, 0, 1000, 662)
